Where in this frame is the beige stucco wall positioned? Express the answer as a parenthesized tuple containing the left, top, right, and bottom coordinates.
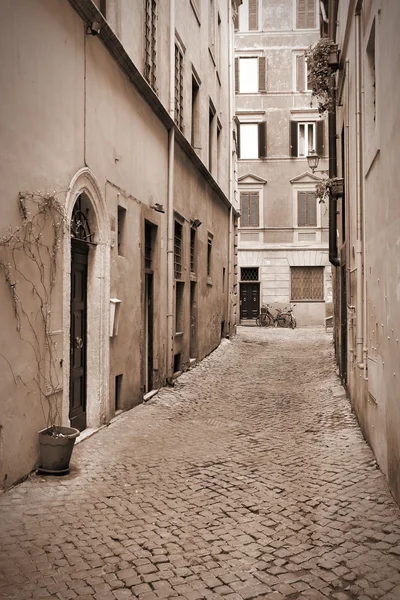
(334, 0, 400, 503)
(0, 0, 236, 489)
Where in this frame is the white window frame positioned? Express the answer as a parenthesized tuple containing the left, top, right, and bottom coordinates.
(237, 0, 261, 32)
(291, 182, 321, 243)
(238, 184, 264, 231)
(237, 112, 265, 160)
(297, 121, 316, 157)
(236, 51, 265, 94)
(293, 51, 310, 93)
(293, 0, 319, 31)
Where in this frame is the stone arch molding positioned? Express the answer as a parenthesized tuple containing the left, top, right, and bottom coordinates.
(62, 168, 111, 431)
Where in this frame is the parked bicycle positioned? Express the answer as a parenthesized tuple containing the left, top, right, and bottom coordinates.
(256, 304, 297, 329)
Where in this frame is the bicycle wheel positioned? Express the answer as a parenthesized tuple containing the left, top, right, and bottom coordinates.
(291, 315, 297, 329)
(263, 314, 273, 327)
(276, 314, 291, 328)
(256, 315, 262, 327)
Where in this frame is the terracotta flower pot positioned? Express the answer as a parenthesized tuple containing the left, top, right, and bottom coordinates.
(38, 426, 80, 474)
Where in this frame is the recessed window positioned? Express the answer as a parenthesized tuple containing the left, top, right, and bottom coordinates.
(209, 0, 215, 58)
(236, 0, 259, 32)
(290, 120, 324, 158)
(209, 102, 216, 172)
(296, 0, 316, 29)
(291, 266, 324, 301)
(366, 20, 376, 125)
(175, 282, 184, 333)
(190, 227, 196, 274)
(207, 234, 213, 278)
(240, 192, 259, 227)
(191, 73, 200, 149)
(297, 191, 317, 227)
(238, 122, 267, 159)
(175, 43, 184, 130)
(236, 56, 266, 93)
(117, 206, 126, 256)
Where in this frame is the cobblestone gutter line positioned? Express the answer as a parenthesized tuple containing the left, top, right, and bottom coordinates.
(1, 327, 400, 600)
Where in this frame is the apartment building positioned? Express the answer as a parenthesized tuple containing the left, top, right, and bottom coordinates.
(0, 0, 240, 488)
(328, 0, 400, 504)
(235, 0, 331, 326)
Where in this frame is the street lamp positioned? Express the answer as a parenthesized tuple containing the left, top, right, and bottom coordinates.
(306, 149, 328, 175)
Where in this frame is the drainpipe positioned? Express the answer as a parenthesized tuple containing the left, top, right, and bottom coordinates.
(167, 0, 175, 376)
(328, 0, 340, 267)
(227, 1, 234, 335)
(355, 0, 364, 368)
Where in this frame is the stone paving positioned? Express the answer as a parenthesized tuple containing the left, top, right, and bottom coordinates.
(1, 327, 400, 600)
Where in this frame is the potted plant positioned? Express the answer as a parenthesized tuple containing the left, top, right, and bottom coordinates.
(305, 38, 339, 114)
(0, 191, 79, 475)
(315, 177, 344, 203)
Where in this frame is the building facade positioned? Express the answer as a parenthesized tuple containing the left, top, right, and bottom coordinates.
(0, 0, 240, 489)
(329, 0, 400, 504)
(235, 0, 332, 326)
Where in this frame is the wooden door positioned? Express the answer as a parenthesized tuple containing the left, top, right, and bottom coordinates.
(69, 239, 88, 431)
(240, 283, 260, 319)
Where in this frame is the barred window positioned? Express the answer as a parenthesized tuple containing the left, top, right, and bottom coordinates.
(144, 0, 157, 89)
(174, 221, 183, 279)
(207, 235, 213, 277)
(240, 192, 259, 227)
(291, 266, 324, 301)
(297, 191, 317, 227)
(241, 267, 258, 281)
(175, 44, 184, 130)
(190, 227, 196, 273)
(144, 222, 152, 270)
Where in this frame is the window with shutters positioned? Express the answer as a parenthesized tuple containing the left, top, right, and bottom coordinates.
(174, 221, 183, 279)
(144, 0, 157, 90)
(236, 56, 266, 93)
(291, 266, 324, 301)
(237, 0, 259, 32)
(295, 0, 316, 29)
(174, 43, 184, 130)
(290, 120, 324, 158)
(240, 192, 259, 227)
(295, 53, 309, 92)
(209, 0, 216, 60)
(297, 191, 317, 227)
(191, 72, 200, 149)
(238, 122, 267, 159)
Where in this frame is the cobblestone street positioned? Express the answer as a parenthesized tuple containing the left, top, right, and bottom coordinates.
(1, 327, 400, 600)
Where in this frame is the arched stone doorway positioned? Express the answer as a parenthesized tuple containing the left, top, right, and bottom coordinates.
(62, 168, 110, 432)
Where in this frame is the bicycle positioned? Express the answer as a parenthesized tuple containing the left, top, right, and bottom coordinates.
(256, 304, 297, 328)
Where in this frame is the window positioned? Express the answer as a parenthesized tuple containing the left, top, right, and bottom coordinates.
(209, 102, 216, 172)
(117, 206, 126, 256)
(366, 20, 376, 125)
(217, 120, 222, 181)
(190, 227, 196, 273)
(235, 56, 266, 93)
(217, 12, 222, 75)
(238, 122, 267, 159)
(175, 43, 184, 130)
(297, 191, 317, 227)
(240, 192, 259, 227)
(209, 0, 215, 59)
(241, 267, 259, 281)
(236, 0, 259, 32)
(144, 222, 153, 270)
(296, 0, 316, 29)
(207, 234, 213, 278)
(291, 266, 324, 301)
(290, 120, 323, 157)
(144, 0, 157, 89)
(175, 282, 184, 333)
(295, 54, 309, 92)
(191, 73, 200, 149)
(174, 221, 183, 279)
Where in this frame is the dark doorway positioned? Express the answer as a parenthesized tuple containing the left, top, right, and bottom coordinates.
(240, 282, 260, 320)
(145, 273, 154, 392)
(190, 281, 197, 358)
(69, 239, 88, 431)
(340, 265, 347, 384)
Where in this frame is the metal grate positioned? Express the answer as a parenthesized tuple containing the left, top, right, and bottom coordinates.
(241, 267, 259, 281)
(175, 44, 184, 130)
(291, 266, 324, 300)
(145, 223, 152, 270)
(207, 237, 213, 276)
(144, 0, 157, 89)
(174, 221, 183, 279)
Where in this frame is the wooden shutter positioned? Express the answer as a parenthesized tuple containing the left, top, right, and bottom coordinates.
(290, 121, 298, 157)
(236, 122, 241, 158)
(258, 121, 267, 158)
(240, 193, 250, 226)
(296, 0, 306, 28)
(296, 55, 305, 92)
(316, 120, 324, 156)
(258, 56, 266, 92)
(235, 57, 239, 93)
(233, 8, 239, 30)
(306, 0, 316, 28)
(249, 192, 259, 226)
(249, 0, 258, 30)
(298, 191, 316, 226)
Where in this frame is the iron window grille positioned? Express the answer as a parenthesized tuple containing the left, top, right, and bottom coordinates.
(241, 267, 259, 281)
(144, 0, 157, 90)
(207, 236, 213, 277)
(175, 44, 184, 130)
(145, 222, 152, 271)
(190, 227, 196, 273)
(291, 266, 324, 301)
(174, 221, 183, 279)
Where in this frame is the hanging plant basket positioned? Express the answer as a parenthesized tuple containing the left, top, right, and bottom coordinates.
(331, 177, 344, 197)
(305, 38, 338, 114)
(328, 43, 340, 70)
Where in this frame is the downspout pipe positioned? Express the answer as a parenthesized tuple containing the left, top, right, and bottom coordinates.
(167, 0, 175, 376)
(355, 1, 364, 366)
(227, 1, 233, 335)
(328, 0, 340, 267)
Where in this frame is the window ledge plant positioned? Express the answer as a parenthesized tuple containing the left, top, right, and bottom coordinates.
(305, 38, 339, 114)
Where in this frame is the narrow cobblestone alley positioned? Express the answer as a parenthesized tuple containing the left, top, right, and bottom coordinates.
(1, 328, 400, 600)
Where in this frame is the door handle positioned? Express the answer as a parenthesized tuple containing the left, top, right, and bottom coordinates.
(74, 337, 83, 349)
